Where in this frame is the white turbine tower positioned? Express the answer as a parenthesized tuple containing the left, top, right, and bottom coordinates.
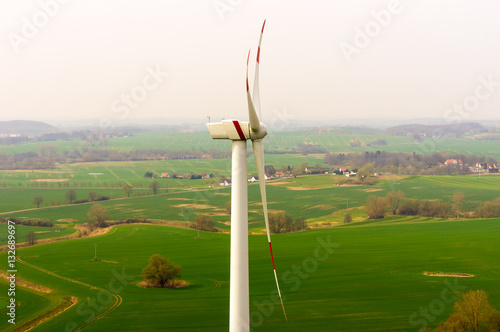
(206, 20, 287, 331)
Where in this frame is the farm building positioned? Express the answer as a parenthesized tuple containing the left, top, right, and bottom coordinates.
(248, 176, 259, 182)
(444, 159, 463, 166)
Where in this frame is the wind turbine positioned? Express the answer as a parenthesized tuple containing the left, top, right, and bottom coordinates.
(206, 20, 287, 331)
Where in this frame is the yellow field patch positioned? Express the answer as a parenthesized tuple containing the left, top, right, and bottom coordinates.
(266, 181, 289, 186)
(424, 272, 474, 277)
(363, 188, 383, 192)
(376, 174, 407, 181)
(174, 204, 219, 210)
(205, 212, 228, 216)
(307, 204, 333, 210)
(287, 187, 314, 191)
(168, 198, 191, 201)
(31, 179, 69, 182)
(57, 218, 77, 223)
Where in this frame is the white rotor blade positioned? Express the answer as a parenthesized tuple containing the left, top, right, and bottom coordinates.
(253, 19, 266, 120)
(252, 139, 288, 322)
(246, 50, 261, 133)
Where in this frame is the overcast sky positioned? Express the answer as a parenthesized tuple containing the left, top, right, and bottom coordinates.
(2, 0, 500, 126)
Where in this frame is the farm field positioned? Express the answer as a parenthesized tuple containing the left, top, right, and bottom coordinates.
(1, 173, 499, 233)
(2, 129, 500, 160)
(1, 218, 500, 331)
(1, 128, 500, 331)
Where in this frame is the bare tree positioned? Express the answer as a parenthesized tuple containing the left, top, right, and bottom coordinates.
(452, 191, 465, 218)
(122, 184, 133, 197)
(87, 203, 109, 228)
(356, 163, 374, 182)
(66, 189, 77, 203)
(88, 191, 97, 202)
(26, 231, 36, 246)
(33, 196, 44, 208)
(454, 290, 493, 332)
(386, 191, 405, 215)
(366, 196, 389, 219)
(189, 215, 218, 232)
(149, 181, 160, 195)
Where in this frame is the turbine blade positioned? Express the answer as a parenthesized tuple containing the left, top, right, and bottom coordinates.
(246, 50, 261, 133)
(253, 19, 266, 120)
(252, 139, 288, 322)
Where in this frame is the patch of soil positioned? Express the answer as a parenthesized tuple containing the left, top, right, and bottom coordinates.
(174, 203, 218, 210)
(267, 181, 289, 186)
(424, 272, 474, 277)
(30, 179, 69, 182)
(0, 270, 53, 293)
(307, 204, 333, 210)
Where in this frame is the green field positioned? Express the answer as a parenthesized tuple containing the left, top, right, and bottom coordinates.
(2, 129, 500, 160)
(1, 218, 500, 331)
(2, 173, 499, 233)
(1, 128, 500, 331)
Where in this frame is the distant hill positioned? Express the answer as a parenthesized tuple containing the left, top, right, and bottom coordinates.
(0, 120, 59, 136)
(386, 122, 485, 137)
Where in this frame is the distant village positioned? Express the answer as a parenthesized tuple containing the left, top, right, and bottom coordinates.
(153, 158, 498, 187)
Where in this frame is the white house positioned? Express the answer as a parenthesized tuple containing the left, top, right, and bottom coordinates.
(221, 179, 232, 186)
(248, 176, 259, 182)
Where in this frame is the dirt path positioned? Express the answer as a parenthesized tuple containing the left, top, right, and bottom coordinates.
(16, 256, 122, 331)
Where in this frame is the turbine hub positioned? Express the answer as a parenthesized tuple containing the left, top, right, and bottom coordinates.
(250, 122, 267, 141)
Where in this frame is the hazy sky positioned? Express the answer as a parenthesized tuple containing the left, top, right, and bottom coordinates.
(2, 0, 500, 126)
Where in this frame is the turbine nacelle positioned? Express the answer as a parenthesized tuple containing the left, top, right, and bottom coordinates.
(207, 120, 267, 141)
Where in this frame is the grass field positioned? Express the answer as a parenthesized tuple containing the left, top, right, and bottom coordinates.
(2, 129, 500, 160)
(1, 218, 500, 331)
(2, 173, 499, 235)
(1, 128, 500, 331)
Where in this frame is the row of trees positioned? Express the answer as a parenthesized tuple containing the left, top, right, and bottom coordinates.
(325, 151, 498, 176)
(269, 212, 308, 234)
(189, 215, 218, 232)
(366, 190, 460, 220)
(0, 180, 154, 190)
(32, 182, 162, 209)
(0, 217, 52, 227)
(366, 191, 500, 220)
(0, 146, 232, 170)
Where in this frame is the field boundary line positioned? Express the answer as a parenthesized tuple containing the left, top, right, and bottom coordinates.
(16, 256, 123, 330)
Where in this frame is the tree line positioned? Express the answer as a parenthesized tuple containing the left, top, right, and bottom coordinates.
(0, 146, 231, 170)
(366, 191, 500, 219)
(325, 151, 497, 175)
